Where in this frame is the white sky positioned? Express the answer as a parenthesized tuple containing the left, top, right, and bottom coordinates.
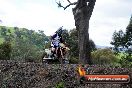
(0, 0, 132, 46)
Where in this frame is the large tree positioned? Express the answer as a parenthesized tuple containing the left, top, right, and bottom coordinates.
(111, 16, 132, 53)
(111, 16, 132, 67)
(126, 15, 132, 49)
(57, 0, 96, 64)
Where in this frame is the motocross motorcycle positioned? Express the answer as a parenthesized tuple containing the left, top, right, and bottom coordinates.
(42, 43, 70, 64)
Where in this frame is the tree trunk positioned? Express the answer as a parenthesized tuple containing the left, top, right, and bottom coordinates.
(72, 0, 96, 64)
(78, 18, 90, 64)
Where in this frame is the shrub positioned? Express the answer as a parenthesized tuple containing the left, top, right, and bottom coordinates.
(69, 57, 79, 64)
(118, 53, 132, 67)
(91, 48, 118, 65)
(0, 42, 11, 60)
(10, 41, 44, 63)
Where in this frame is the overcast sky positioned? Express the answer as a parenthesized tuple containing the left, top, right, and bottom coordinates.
(0, 0, 132, 46)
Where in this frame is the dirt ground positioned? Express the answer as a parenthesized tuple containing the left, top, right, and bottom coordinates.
(0, 60, 132, 88)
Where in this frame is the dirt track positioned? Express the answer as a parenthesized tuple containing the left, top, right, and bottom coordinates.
(0, 60, 132, 88)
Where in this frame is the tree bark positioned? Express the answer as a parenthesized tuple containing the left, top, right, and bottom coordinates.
(72, 0, 96, 64)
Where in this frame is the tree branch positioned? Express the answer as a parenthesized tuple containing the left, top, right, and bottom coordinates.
(56, 1, 77, 10)
(67, 0, 71, 3)
(86, 0, 90, 2)
(64, 2, 77, 10)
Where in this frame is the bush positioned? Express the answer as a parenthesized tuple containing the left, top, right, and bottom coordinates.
(118, 53, 132, 67)
(0, 42, 11, 60)
(10, 41, 44, 63)
(69, 57, 79, 64)
(91, 48, 118, 65)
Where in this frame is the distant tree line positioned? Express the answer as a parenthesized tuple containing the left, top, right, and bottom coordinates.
(0, 26, 49, 62)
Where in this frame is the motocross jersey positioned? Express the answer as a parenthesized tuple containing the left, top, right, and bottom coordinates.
(51, 33, 61, 48)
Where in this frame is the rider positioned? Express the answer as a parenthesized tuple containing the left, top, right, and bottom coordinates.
(51, 26, 63, 57)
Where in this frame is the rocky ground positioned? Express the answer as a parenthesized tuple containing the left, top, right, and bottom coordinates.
(0, 60, 132, 88)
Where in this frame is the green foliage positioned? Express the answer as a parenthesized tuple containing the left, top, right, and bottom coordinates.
(111, 16, 132, 50)
(44, 41, 51, 49)
(69, 57, 79, 64)
(126, 16, 132, 51)
(62, 29, 70, 43)
(111, 30, 125, 49)
(0, 26, 96, 63)
(65, 29, 96, 63)
(89, 39, 97, 51)
(1, 27, 7, 36)
(55, 82, 64, 88)
(0, 26, 49, 62)
(0, 42, 11, 60)
(68, 29, 79, 57)
(91, 48, 118, 65)
(118, 53, 132, 67)
(56, 28, 97, 63)
(0, 38, 4, 44)
(10, 40, 43, 62)
(111, 15, 132, 67)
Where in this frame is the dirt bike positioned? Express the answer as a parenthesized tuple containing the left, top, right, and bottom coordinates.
(42, 43, 70, 64)
(56, 44, 69, 64)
